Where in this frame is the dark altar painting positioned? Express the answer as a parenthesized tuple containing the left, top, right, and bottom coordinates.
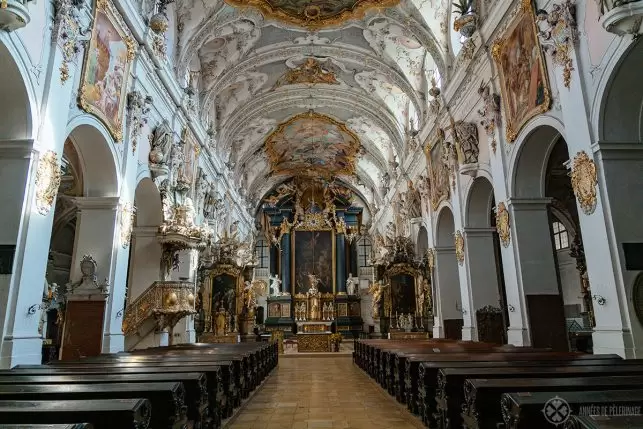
(211, 274, 237, 315)
(293, 230, 334, 294)
(390, 274, 416, 315)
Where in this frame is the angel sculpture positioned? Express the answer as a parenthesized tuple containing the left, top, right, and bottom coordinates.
(268, 274, 282, 296)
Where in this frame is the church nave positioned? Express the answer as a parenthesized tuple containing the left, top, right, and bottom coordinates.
(227, 356, 423, 429)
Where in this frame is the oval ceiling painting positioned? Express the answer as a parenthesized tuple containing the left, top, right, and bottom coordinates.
(224, 0, 400, 29)
(265, 111, 360, 178)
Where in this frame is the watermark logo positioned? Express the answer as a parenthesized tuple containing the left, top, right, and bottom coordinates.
(542, 396, 571, 426)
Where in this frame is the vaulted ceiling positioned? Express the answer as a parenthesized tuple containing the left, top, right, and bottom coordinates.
(172, 0, 455, 213)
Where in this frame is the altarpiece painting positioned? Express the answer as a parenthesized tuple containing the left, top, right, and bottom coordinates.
(78, 0, 135, 141)
(492, 0, 551, 142)
(293, 230, 334, 294)
(385, 265, 419, 316)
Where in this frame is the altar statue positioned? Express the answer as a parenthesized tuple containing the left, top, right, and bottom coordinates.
(310, 298, 320, 321)
(368, 281, 383, 318)
(268, 274, 282, 296)
(346, 274, 358, 296)
(307, 273, 320, 295)
(243, 280, 256, 314)
(214, 307, 227, 336)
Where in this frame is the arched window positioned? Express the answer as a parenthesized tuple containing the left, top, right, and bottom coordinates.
(552, 221, 569, 250)
(255, 238, 269, 269)
(357, 237, 373, 268)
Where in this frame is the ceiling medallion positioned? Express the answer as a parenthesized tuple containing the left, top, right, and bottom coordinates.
(264, 111, 360, 178)
(570, 150, 598, 215)
(224, 0, 400, 29)
(274, 58, 339, 89)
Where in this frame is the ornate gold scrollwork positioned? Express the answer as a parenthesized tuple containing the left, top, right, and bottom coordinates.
(570, 151, 598, 215)
(454, 230, 465, 265)
(426, 248, 435, 273)
(495, 202, 511, 247)
(120, 202, 135, 248)
(35, 150, 62, 216)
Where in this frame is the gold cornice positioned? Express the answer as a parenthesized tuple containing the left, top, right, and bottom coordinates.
(224, 0, 400, 29)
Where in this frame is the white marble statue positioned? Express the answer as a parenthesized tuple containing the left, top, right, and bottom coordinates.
(346, 274, 357, 296)
(268, 274, 282, 297)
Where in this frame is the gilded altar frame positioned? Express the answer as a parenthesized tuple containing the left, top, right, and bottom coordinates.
(382, 263, 421, 317)
(290, 213, 337, 295)
(201, 264, 243, 332)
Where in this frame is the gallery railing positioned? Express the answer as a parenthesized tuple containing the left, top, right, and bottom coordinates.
(121, 281, 196, 336)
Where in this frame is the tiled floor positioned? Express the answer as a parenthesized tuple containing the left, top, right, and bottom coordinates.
(227, 356, 425, 429)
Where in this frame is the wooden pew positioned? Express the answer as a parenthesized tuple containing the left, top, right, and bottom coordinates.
(405, 353, 623, 416)
(0, 425, 93, 428)
(435, 365, 643, 429)
(0, 373, 212, 429)
(0, 365, 228, 422)
(462, 375, 643, 429)
(501, 390, 643, 429)
(0, 382, 186, 429)
(0, 398, 151, 429)
(564, 415, 643, 428)
(40, 357, 241, 409)
(415, 355, 634, 426)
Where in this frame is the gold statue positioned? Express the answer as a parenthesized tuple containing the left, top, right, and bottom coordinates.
(368, 281, 383, 318)
(214, 307, 227, 336)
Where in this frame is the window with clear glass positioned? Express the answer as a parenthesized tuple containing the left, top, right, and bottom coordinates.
(255, 239, 269, 269)
(552, 221, 569, 250)
(357, 238, 372, 268)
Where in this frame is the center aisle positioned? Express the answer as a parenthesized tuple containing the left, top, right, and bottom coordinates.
(227, 356, 424, 429)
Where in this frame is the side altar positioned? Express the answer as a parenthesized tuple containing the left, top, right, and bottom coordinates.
(261, 178, 364, 337)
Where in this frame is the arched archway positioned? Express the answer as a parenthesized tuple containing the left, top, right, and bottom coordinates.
(510, 125, 578, 352)
(0, 40, 38, 367)
(464, 177, 507, 344)
(125, 178, 164, 350)
(433, 207, 463, 339)
(596, 38, 643, 356)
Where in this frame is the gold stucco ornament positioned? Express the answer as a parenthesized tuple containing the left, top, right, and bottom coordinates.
(454, 230, 465, 266)
(495, 202, 511, 247)
(570, 151, 598, 215)
(34, 150, 62, 216)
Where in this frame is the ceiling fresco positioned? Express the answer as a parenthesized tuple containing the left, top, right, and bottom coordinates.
(166, 0, 457, 212)
(265, 111, 360, 177)
(223, 0, 400, 29)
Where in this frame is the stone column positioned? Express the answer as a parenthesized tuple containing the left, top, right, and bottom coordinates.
(128, 226, 163, 302)
(432, 247, 462, 338)
(280, 232, 291, 295)
(70, 197, 128, 353)
(0, 3, 89, 363)
(336, 232, 347, 294)
(462, 228, 502, 341)
(269, 243, 279, 277)
(508, 198, 567, 351)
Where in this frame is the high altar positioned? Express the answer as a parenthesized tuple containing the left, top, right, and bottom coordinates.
(261, 178, 363, 337)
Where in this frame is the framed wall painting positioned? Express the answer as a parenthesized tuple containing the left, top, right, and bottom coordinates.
(492, 0, 551, 143)
(78, 0, 136, 142)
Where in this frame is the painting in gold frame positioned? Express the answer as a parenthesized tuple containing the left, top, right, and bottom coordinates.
(78, 0, 136, 142)
(291, 229, 336, 295)
(492, 0, 551, 143)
